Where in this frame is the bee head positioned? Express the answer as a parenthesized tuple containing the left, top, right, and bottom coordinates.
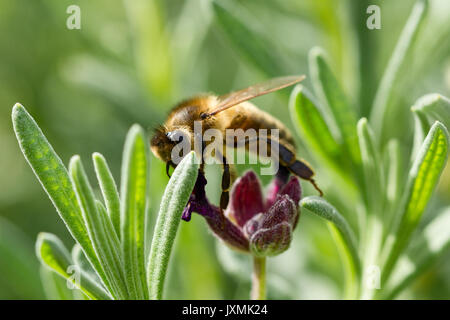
(150, 126, 191, 164)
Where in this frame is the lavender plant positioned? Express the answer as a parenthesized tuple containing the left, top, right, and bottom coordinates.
(12, 104, 198, 299)
(10, 0, 450, 300)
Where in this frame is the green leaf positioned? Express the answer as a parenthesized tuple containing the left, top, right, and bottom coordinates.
(411, 108, 431, 160)
(69, 156, 127, 299)
(120, 125, 150, 299)
(384, 140, 404, 230)
(309, 47, 360, 167)
(383, 207, 450, 299)
(300, 196, 361, 299)
(93, 153, 121, 239)
(382, 121, 449, 284)
(357, 118, 384, 215)
(11, 103, 107, 292)
(36, 233, 111, 300)
(97, 199, 126, 284)
(412, 93, 450, 128)
(211, 0, 284, 77)
(147, 151, 199, 299)
(411, 94, 450, 159)
(289, 85, 342, 170)
(370, 0, 428, 136)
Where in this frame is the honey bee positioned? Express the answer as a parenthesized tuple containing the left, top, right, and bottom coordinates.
(150, 76, 322, 210)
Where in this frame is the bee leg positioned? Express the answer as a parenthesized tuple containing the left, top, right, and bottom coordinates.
(276, 165, 291, 184)
(219, 154, 231, 210)
(288, 159, 323, 196)
(166, 161, 176, 178)
(276, 140, 323, 196)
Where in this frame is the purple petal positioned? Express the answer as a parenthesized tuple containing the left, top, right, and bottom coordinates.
(182, 197, 194, 221)
(279, 176, 301, 206)
(265, 167, 291, 209)
(227, 171, 264, 227)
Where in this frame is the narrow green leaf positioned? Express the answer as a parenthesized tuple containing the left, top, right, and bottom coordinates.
(370, 0, 428, 136)
(383, 207, 450, 299)
(69, 156, 127, 299)
(300, 196, 361, 298)
(289, 85, 342, 170)
(411, 108, 431, 158)
(382, 121, 449, 284)
(309, 47, 360, 166)
(120, 125, 150, 299)
(36, 233, 111, 300)
(411, 94, 450, 159)
(411, 93, 450, 128)
(357, 118, 384, 215)
(93, 152, 121, 239)
(147, 151, 199, 299)
(211, 0, 284, 77)
(96, 200, 124, 283)
(11, 103, 107, 291)
(384, 140, 404, 231)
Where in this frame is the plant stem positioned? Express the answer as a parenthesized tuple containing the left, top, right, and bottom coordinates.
(251, 256, 266, 300)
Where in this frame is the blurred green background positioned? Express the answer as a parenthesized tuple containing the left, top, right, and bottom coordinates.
(1, 0, 449, 299)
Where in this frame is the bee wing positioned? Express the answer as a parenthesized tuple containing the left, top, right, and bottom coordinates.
(208, 75, 305, 116)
